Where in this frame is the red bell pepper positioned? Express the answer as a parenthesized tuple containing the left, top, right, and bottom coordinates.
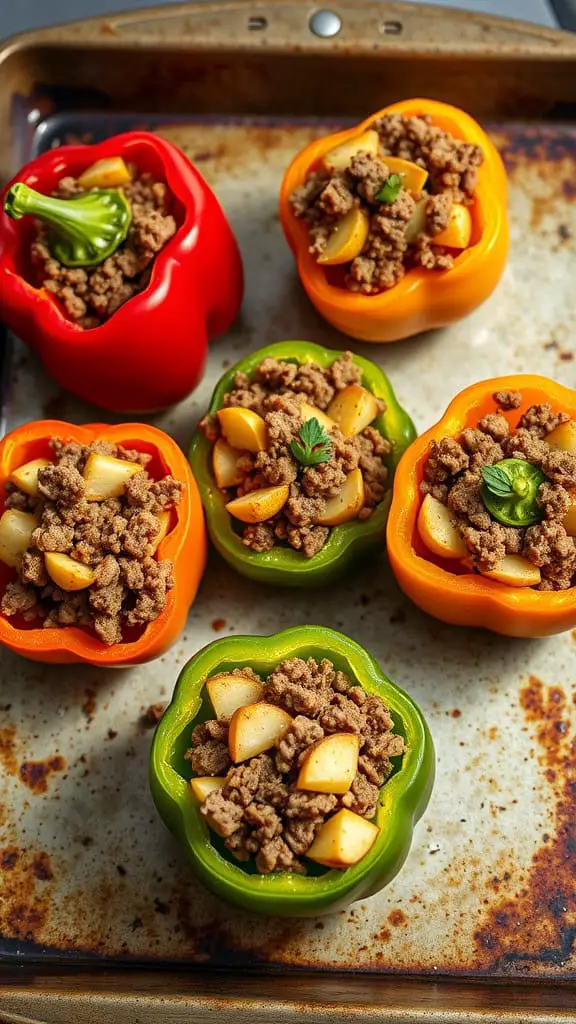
(0, 131, 243, 414)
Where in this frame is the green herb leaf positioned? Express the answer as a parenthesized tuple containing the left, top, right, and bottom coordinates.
(480, 464, 515, 498)
(289, 417, 333, 467)
(375, 174, 402, 204)
(481, 458, 546, 527)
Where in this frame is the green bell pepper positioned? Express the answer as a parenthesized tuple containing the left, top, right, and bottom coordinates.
(150, 626, 435, 917)
(188, 340, 416, 586)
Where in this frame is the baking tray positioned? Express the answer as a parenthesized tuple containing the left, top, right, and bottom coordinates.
(0, 2, 576, 1021)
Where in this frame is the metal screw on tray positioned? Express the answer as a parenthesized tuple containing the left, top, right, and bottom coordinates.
(309, 9, 342, 37)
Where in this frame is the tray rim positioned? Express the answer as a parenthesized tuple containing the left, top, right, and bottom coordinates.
(1, 2, 576, 1020)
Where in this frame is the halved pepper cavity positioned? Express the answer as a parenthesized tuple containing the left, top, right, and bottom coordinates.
(150, 626, 434, 916)
(0, 131, 243, 413)
(188, 340, 416, 586)
(0, 419, 206, 666)
(387, 376, 576, 638)
(279, 99, 509, 343)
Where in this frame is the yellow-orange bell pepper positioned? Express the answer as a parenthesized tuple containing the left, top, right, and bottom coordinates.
(386, 376, 576, 639)
(279, 99, 509, 343)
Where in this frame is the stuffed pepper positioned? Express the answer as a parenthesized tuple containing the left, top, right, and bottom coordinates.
(280, 99, 508, 343)
(189, 340, 415, 586)
(150, 626, 434, 916)
(0, 131, 243, 413)
(0, 420, 206, 665)
(387, 376, 576, 638)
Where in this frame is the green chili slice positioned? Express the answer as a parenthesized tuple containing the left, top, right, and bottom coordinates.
(481, 458, 546, 527)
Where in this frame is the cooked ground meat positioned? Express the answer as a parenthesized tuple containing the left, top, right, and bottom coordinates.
(290, 112, 483, 294)
(0, 437, 182, 642)
(205, 354, 390, 559)
(420, 391, 576, 590)
(189, 657, 405, 874)
(31, 172, 177, 328)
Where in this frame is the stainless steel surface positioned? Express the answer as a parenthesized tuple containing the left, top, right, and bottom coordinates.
(0, 0, 560, 42)
(0, 111, 575, 978)
(309, 9, 342, 37)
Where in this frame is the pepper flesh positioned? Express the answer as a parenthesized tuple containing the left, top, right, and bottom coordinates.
(188, 340, 416, 586)
(0, 131, 244, 413)
(387, 375, 576, 638)
(150, 626, 434, 917)
(0, 419, 206, 665)
(279, 99, 509, 343)
(4, 182, 132, 268)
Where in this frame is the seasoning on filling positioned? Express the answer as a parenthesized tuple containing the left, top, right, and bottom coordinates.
(0, 439, 183, 643)
(417, 391, 576, 590)
(200, 352, 391, 559)
(290, 112, 483, 294)
(187, 657, 405, 874)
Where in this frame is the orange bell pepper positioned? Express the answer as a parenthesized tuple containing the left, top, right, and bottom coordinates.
(387, 376, 576, 639)
(279, 99, 509, 343)
(0, 420, 206, 665)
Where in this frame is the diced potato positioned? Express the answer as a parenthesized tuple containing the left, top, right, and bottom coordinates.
(8, 458, 51, 497)
(306, 808, 379, 869)
(225, 485, 289, 524)
(433, 203, 472, 249)
(327, 385, 380, 437)
(212, 437, 245, 489)
(316, 468, 365, 527)
(564, 497, 576, 537)
(78, 156, 132, 190)
(151, 510, 171, 553)
(0, 510, 39, 568)
(297, 733, 360, 794)
(482, 554, 541, 588)
(228, 702, 292, 763)
(45, 552, 96, 591)
(383, 156, 428, 193)
(417, 493, 468, 559)
(322, 129, 380, 174)
(404, 199, 427, 245)
(83, 452, 143, 501)
(206, 673, 265, 719)
(217, 407, 268, 453)
(300, 403, 336, 432)
(317, 208, 370, 266)
(190, 776, 227, 803)
(547, 420, 576, 453)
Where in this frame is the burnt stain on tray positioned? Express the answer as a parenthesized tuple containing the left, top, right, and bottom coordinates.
(19, 755, 66, 795)
(473, 676, 575, 974)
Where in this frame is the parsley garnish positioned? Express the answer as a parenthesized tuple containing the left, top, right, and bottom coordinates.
(289, 417, 334, 467)
(375, 173, 402, 204)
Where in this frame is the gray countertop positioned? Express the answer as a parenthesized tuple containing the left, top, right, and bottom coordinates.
(0, 0, 560, 40)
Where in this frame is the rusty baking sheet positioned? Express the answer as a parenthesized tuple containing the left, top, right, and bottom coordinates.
(0, 2, 575, 1004)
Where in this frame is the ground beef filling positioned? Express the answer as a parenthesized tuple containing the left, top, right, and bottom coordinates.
(31, 172, 177, 328)
(187, 657, 405, 874)
(290, 112, 483, 295)
(1, 439, 182, 643)
(421, 393, 576, 590)
(201, 353, 391, 558)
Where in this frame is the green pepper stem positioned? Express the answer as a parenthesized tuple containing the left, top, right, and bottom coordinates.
(3, 181, 132, 269)
(513, 477, 529, 497)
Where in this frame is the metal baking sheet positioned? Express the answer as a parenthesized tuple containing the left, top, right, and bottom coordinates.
(1, 110, 575, 980)
(0, 7, 575, 1015)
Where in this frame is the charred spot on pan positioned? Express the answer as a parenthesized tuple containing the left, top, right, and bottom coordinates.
(19, 755, 66, 794)
(473, 678, 575, 972)
(1, 847, 19, 870)
(32, 852, 54, 881)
